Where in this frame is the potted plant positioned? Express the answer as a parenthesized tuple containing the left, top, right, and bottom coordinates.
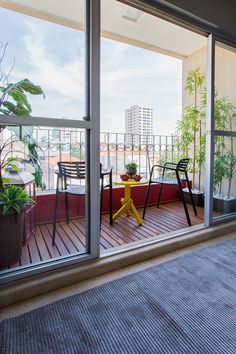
(0, 43, 44, 268)
(176, 67, 205, 206)
(0, 42, 45, 187)
(177, 66, 236, 210)
(211, 95, 236, 213)
(125, 162, 138, 178)
(0, 184, 34, 268)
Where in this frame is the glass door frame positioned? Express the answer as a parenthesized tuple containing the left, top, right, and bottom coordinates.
(204, 34, 236, 226)
(0, 0, 101, 284)
(2, 0, 236, 284)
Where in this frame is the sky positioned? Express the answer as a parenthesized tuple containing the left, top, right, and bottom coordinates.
(0, 7, 182, 135)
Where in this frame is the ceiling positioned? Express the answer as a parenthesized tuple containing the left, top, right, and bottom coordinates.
(0, 0, 207, 59)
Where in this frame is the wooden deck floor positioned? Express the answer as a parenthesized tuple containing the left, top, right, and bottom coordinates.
(9, 202, 204, 269)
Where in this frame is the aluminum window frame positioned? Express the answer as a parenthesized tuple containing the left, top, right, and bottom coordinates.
(0, 0, 101, 285)
(204, 35, 236, 226)
(2, 0, 236, 285)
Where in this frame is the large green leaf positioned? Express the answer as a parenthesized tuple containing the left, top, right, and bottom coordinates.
(20, 79, 45, 97)
(2, 101, 30, 116)
(8, 87, 32, 112)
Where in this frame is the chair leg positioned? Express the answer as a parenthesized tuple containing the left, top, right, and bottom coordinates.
(157, 183, 163, 208)
(100, 176, 104, 227)
(157, 168, 165, 208)
(65, 192, 69, 223)
(52, 190, 59, 245)
(143, 181, 152, 219)
(109, 175, 113, 225)
(185, 171, 197, 216)
(176, 171, 191, 226)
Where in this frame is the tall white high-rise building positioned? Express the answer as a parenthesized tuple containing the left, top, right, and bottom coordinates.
(125, 104, 154, 144)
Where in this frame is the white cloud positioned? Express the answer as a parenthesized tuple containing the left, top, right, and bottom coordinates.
(7, 15, 182, 133)
(101, 39, 182, 134)
(19, 20, 84, 100)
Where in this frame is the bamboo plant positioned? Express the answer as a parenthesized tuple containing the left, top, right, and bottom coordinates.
(177, 66, 236, 198)
(176, 67, 205, 191)
(201, 87, 236, 196)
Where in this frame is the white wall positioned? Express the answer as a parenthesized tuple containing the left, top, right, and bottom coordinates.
(183, 44, 236, 197)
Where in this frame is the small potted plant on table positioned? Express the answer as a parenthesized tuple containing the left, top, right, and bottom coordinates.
(125, 162, 138, 178)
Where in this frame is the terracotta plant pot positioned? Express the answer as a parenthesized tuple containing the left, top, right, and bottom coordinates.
(133, 174, 142, 182)
(120, 174, 129, 181)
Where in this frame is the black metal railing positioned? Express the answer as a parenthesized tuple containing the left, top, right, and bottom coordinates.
(1, 128, 180, 190)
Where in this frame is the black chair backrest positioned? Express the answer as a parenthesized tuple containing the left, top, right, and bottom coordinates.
(58, 161, 86, 180)
(177, 158, 190, 172)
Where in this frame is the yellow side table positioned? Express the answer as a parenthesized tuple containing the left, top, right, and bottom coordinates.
(112, 179, 147, 225)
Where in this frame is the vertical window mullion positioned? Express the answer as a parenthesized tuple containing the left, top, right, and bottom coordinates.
(89, 0, 101, 257)
(204, 34, 215, 227)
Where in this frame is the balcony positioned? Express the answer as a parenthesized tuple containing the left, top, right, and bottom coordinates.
(9, 202, 204, 269)
(1, 128, 205, 271)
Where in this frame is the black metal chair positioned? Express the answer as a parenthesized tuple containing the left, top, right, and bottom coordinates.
(52, 161, 112, 245)
(142, 158, 197, 226)
(100, 164, 113, 226)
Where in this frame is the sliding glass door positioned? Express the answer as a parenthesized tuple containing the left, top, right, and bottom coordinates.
(205, 36, 236, 226)
(0, 0, 100, 281)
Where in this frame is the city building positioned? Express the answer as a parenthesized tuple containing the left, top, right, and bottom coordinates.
(125, 104, 154, 144)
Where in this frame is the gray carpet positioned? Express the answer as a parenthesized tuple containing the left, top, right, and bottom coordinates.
(1, 237, 236, 354)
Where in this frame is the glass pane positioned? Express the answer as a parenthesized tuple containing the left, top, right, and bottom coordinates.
(213, 135, 236, 217)
(215, 43, 236, 131)
(0, 1, 85, 120)
(100, 0, 207, 250)
(0, 125, 88, 273)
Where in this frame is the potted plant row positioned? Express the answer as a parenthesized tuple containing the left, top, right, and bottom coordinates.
(0, 42, 44, 268)
(177, 66, 236, 212)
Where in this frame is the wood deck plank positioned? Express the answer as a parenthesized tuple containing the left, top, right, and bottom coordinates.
(56, 222, 79, 254)
(8, 202, 204, 269)
(20, 244, 30, 266)
(27, 235, 41, 263)
(34, 228, 51, 261)
(38, 225, 61, 259)
(59, 221, 86, 253)
(101, 223, 127, 246)
(101, 217, 138, 244)
(146, 209, 190, 230)
(100, 229, 122, 248)
(77, 219, 109, 250)
(43, 224, 68, 257)
(66, 220, 86, 248)
(103, 215, 144, 242)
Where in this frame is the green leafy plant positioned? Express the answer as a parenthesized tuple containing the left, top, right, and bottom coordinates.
(0, 43, 44, 189)
(201, 89, 236, 196)
(177, 66, 236, 197)
(176, 67, 205, 191)
(125, 162, 137, 170)
(0, 184, 34, 215)
(125, 161, 137, 177)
